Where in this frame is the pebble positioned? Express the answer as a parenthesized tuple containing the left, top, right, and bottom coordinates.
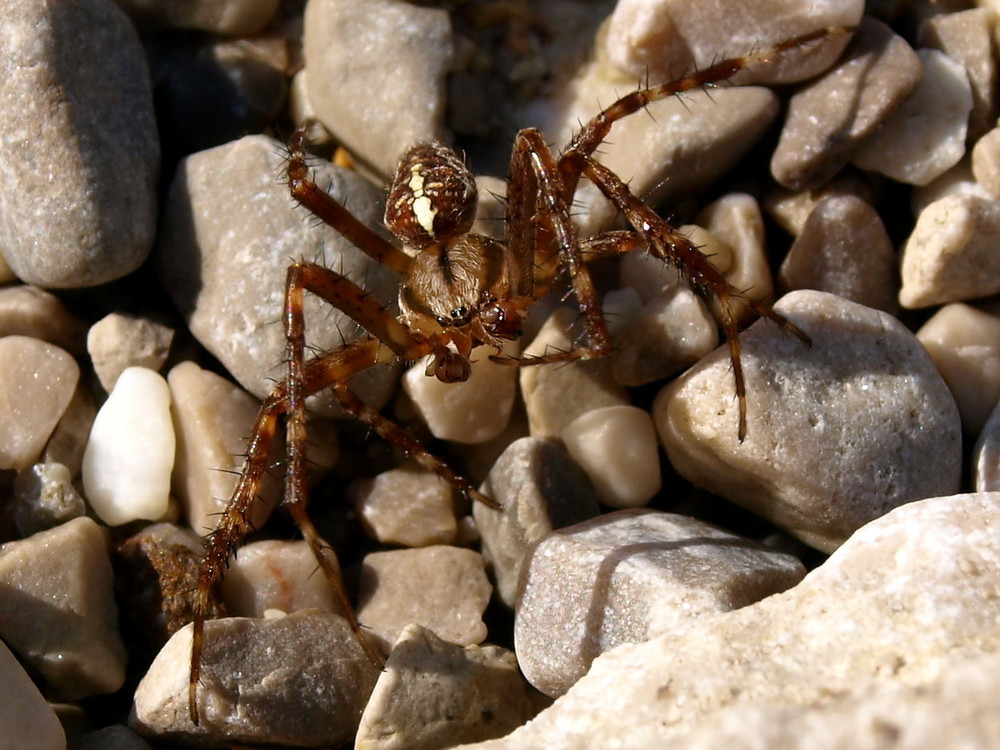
(547, 62, 780, 236)
(402, 345, 518, 444)
(357, 546, 492, 652)
(519, 307, 630, 438)
(303, 0, 453, 180)
(973, 401, 1000, 491)
(0, 285, 87, 354)
(0, 336, 80, 471)
(0, 517, 127, 700)
(603, 0, 859, 87)
(474, 438, 601, 608)
(220, 539, 342, 618)
(971, 125, 1000, 199)
(610, 279, 719, 387)
(156, 134, 401, 416)
(778, 195, 900, 313)
(763, 172, 879, 236)
(355, 623, 539, 750)
(115, 523, 223, 657)
(515, 509, 806, 697)
(771, 17, 922, 190)
(916, 302, 1000, 434)
(0, 0, 158, 288)
(656, 290, 962, 553)
(899, 193, 1000, 308)
(458, 492, 1000, 749)
(130, 611, 380, 747)
(351, 464, 459, 547)
(113, 0, 280, 34)
(12, 462, 86, 537)
(0, 639, 65, 750)
(167, 361, 282, 536)
(560, 406, 661, 508)
(852, 49, 972, 186)
(87, 313, 174, 393)
(82, 367, 175, 527)
(917, 7, 997, 141)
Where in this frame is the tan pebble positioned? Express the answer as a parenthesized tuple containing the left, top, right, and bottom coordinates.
(971, 126, 1000, 199)
(87, 313, 174, 392)
(0, 285, 87, 354)
(560, 406, 661, 508)
(852, 48, 972, 186)
(899, 193, 1000, 308)
(0, 336, 80, 471)
(917, 302, 1000, 434)
(351, 464, 458, 547)
(357, 546, 492, 651)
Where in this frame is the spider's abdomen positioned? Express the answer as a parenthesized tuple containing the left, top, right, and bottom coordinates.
(385, 143, 477, 249)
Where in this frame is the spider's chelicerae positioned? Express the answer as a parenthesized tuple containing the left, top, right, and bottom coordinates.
(187, 27, 838, 724)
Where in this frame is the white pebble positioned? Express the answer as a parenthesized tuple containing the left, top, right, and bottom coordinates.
(561, 406, 661, 508)
(82, 367, 175, 526)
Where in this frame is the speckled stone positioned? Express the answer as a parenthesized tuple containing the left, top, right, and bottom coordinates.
(87, 314, 174, 393)
(351, 464, 459, 547)
(0, 0, 158, 287)
(656, 290, 961, 553)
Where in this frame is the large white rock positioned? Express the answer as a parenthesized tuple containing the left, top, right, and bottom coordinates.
(83, 367, 175, 526)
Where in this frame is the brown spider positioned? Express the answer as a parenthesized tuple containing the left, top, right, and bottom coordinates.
(187, 27, 841, 725)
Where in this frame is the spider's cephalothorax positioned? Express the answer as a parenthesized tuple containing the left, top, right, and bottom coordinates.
(386, 143, 528, 380)
(188, 27, 843, 725)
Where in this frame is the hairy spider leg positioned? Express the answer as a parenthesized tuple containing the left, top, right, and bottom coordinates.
(568, 151, 810, 440)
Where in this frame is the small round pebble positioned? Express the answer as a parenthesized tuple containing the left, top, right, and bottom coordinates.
(0, 285, 87, 354)
(351, 464, 459, 547)
(560, 405, 662, 508)
(82, 367, 175, 526)
(87, 314, 174, 393)
(357, 546, 492, 652)
(656, 290, 962, 553)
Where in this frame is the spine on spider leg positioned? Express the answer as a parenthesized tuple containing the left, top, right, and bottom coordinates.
(188, 399, 285, 724)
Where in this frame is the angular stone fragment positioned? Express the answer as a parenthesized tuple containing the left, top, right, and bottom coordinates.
(656, 290, 961, 552)
(403, 346, 518, 444)
(358, 546, 492, 651)
(852, 49, 972, 185)
(351, 464, 458, 547)
(561, 406, 662, 508)
(520, 308, 630, 438)
(917, 302, 1000, 434)
(0, 639, 65, 750)
(131, 611, 380, 748)
(0, 336, 80, 471)
(459, 492, 1000, 750)
(0, 0, 158, 287)
(0, 517, 127, 700)
(87, 314, 174, 393)
(778, 195, 899, 313)
(918, 7, 997, 141)
(221, 540, 342, 618)
(603, 0, 859, 86)
(111, 0, 280, 34)
(515, 509, 806, 697)
(356, 624, 538, 750)
(899, 193, 1000, 308)
(82, 367, 175, 526)
(157, 135, 401, 416)
(474, 438, 601, 608)
(12, 462, 85, 537)
(303, 0, 453, 179)
(0, 285, 87, 354)
(772, 18, 922, 190)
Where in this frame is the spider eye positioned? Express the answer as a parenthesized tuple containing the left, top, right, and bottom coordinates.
(450, 306, 470, 325)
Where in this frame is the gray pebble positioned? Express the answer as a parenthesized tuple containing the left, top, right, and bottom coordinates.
(12, 462, 85, 537)
(656, 290, 962, 553)
(514, 509, 806, 697)
(0, 0, 158, 287)
(156, 135, 401, 415)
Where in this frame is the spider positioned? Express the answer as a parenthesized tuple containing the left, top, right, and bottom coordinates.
(187, 27, 839, 725)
